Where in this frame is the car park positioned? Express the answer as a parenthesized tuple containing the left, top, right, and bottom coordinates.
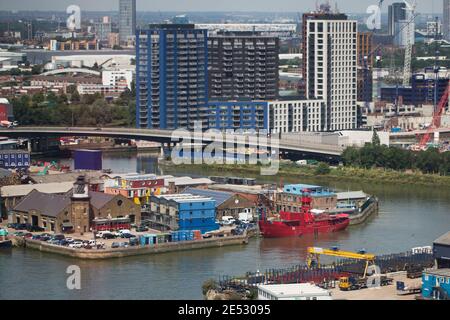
(52, 234, 65, 241)
(26, 225, 45, 232)
(129, 238, 139, 246)
(136, 226, 149, 232)
(102, 233, 116, 239)
(121, 233, 136, 239)
(69, 242, 83, 249)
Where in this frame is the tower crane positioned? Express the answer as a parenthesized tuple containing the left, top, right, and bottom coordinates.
(410, 81, 450, 151)
(402, 0, 418, 87)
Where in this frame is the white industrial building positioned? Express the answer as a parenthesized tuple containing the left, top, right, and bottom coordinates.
(102, 69, 134, 90)
(268, 99, 326, 133)
(49, 54, 134, 69)
(304, 14, 358, 131)
(258, 283, 332, 300)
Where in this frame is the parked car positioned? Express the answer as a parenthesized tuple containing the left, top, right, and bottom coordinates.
(121, 233, 136, 239)
(65, 237, 75, 243)
(69, 242, 83, 249)
(26, 225, 45, 232)
(111, 242, 120, 249)
(102, 233, 116, 239)
(59, 240, 69, 246)
(136, 226, 149, 232)
(40, 236, 51, 241)
(32, 235, 42, 240)
(14, 231, 26, 237)
(15, 224, 30, 230)
(52, 234, 65, 241)
(23, 233, 33, 239)
(96, 242, 106, 250)
(119, 242, 129, 248)
(129, 238, 139, 246)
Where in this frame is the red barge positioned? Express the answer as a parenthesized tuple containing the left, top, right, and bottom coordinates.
(258, 191, 350, 238)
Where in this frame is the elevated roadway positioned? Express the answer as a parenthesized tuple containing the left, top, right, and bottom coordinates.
(0, 127, 344, 158)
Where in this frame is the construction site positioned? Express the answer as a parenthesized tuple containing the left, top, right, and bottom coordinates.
(359, 0, 450, 153)
(210, 246, 435, 300)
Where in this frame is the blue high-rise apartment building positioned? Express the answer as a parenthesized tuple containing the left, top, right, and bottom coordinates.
(136, 24, 209, 130)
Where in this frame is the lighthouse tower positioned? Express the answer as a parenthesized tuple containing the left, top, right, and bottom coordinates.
(71, 176, 91, 235)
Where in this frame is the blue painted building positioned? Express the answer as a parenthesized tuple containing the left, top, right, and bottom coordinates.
(422, 269, 450, 300)
(207, 101, 269, 131)
(136, 24, 209, 130)
(149, 194, 219, 234)
(277, 184, 337, 211)
(283, 184, 336, 198)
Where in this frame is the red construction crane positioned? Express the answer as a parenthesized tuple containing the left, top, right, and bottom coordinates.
(412, 81, 450, 151)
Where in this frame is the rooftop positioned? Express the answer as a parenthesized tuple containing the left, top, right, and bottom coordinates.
(336, 191, 368, 201)
(164, 176, 214, 187)
(424, 269, 450, 278)
(258, 283, 330, 298)
(434, 231, 450, 246)
(30, 172, 109, 184)
(209, 184, 264, 195)
(13, 190, 126, 217)
(284, 184, 336, 197)
(1, 182, 74, 197)
(184, 188, 234, 207)
(89, 191, 116, 210)
(13, 190, 71, 217)
(154, 193, 215, 204)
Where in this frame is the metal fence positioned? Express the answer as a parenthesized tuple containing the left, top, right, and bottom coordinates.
(218, 251, 434, 291)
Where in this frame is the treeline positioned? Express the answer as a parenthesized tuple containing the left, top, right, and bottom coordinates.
(10, 88, 136, 127)
(342, 132, 450, 176)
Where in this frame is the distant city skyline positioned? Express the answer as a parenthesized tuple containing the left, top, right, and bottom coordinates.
(0, 0, 446, 14)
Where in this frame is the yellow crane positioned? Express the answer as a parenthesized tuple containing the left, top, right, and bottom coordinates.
(306, 247, 391, 291)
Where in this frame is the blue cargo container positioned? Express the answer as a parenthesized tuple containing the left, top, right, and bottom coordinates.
(139, 235, 148, 246)
(422, 269, 450, 300)
(0, 151, 30, 169)
(74, 149, 102, 171)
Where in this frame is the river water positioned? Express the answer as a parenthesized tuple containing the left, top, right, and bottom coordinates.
(1, 152, 450, 300)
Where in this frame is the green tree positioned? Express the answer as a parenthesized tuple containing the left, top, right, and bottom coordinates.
(415, 148, 441, 174)
(32, 92, 45, 105)
(31, 65, 42, 75)
(70, 90, 81, 103)
(315, 162, 331, 175)
(342, 146, 360, 166)
(372, 129, 381, 146)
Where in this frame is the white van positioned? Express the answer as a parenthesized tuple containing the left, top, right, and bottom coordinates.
(238, 209, 253, 223)
(221, 216, 236, 226)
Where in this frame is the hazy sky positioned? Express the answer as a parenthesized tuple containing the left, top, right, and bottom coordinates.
(0, 0, 445, 14)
